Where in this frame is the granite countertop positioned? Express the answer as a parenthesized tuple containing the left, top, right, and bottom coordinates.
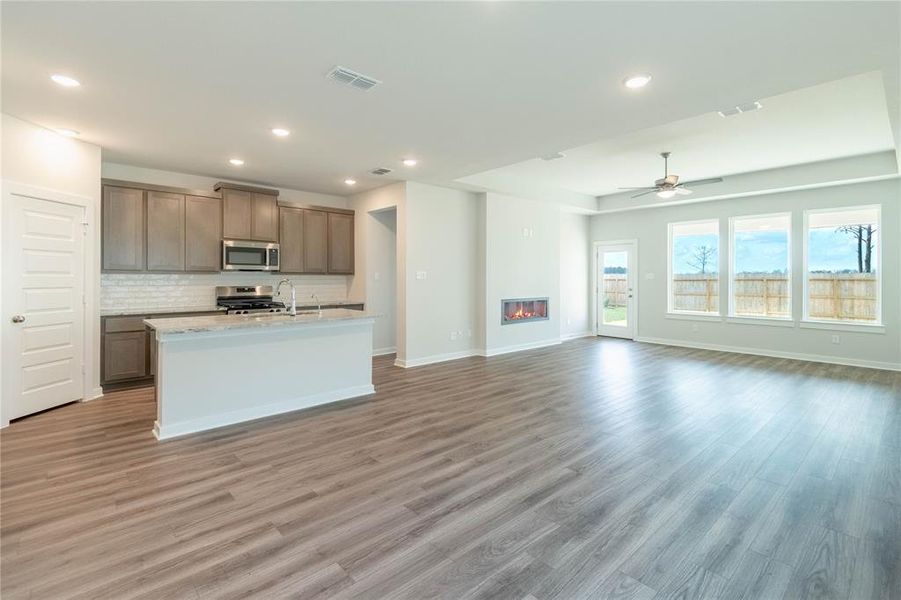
(101, 306, 227, 317)
(144, 309, 377, 335)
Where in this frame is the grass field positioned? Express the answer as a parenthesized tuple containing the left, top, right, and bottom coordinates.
(603, 305, 627, 324)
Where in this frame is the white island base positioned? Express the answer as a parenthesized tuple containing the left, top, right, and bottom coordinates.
(145, 311, 376, 440)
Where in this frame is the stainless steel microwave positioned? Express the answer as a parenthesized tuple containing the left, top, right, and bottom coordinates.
(222, 240, 280, 271)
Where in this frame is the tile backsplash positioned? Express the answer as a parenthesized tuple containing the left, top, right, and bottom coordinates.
(101, 272, 351, 312)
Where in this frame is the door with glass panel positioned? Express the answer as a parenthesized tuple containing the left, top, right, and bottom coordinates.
(597, 242, 637, 339)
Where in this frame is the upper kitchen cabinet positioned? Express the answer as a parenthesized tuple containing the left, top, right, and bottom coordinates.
(102, 185, 145, 271)
(278, 206, 304, 273)
(327, 212, 355, 274)
(146, 191, 186, 271)
(185, 195, 222, 272)
(221, 188, 252, 239)
(102, 179, 223, 274)
(252, 194, 278, 242)
(302, 209, 328, 273)
(215, 183, 279, 242)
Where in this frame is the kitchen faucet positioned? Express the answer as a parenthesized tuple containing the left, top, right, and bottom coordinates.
(276, 278, 297, 316)
(311, 293, 322, 316)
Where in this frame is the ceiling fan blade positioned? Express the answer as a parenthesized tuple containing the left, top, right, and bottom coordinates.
(618, 187, 656, 190)
(682, 177, 724, 187)
(631, 189, 658, 199)
(674, 187, 693, 196)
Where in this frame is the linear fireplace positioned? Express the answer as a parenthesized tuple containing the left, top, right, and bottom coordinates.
(501, 297, 549, 325)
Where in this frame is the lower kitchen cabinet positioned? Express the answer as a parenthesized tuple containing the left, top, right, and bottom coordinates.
(101, 311, 221, 390)
(103, 331, 148, 383)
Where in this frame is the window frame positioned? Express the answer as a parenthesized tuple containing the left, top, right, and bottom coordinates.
(667, 218, 722, 318)
(727, 212, 793, 323)
(802, 204, 883, 327)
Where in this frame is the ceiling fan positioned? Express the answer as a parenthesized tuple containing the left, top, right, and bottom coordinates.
(620, 152, 723, 199)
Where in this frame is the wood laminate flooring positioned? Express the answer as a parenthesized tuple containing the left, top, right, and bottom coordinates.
(1, 337, 899, 599)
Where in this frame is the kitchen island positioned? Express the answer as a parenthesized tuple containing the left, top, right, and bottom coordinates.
(144, 310, 376, 440)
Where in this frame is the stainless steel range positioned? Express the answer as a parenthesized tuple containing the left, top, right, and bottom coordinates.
(216, 286, 286, 315)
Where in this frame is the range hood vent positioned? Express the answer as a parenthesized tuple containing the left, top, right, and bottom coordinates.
(327, 66, 382, 91)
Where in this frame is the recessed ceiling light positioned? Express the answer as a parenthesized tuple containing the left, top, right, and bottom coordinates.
(623, 74, 652, 89)
(229, 158, 245, 166)
(402, 158, 418, 167)
(271, 128, 290, 137)
(51, 74, 81, 87)
(54, 128, 79, 137)
(344, 179, 357, 186)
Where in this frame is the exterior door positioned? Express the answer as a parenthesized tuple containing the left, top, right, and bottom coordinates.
(597, 242, 637, 339)
(2, 192, 86, 419)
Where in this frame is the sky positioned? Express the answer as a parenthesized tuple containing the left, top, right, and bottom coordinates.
(669, 226, 876, 275)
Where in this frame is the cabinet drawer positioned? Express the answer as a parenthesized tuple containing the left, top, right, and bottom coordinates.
(103, 316, 147, 333)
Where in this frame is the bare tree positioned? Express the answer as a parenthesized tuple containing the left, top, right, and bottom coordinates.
(836, 225, 877, 273)
(688, 245, 716, 275)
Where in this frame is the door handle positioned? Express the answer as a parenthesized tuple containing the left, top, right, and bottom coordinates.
(11, 315, 25, 323)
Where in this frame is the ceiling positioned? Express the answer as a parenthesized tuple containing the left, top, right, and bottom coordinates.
(2, 2, 899, 196)
(459, 72, 897, 197)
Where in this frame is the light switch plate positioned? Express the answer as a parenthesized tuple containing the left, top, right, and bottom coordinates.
(416, 271, 427, 280)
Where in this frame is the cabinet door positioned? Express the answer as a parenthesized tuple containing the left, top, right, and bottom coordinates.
(185, 195, 222, 271)
(302, 209, 328, 273)
(222, 188, 252, 239)
(251, 193, 278, 241)
(327, 212, 355, 274)
(279, 207, 304, 273)
(103, 331, 147, 382)
(102, 186, 145, 271)
(146, 191, 185, 271)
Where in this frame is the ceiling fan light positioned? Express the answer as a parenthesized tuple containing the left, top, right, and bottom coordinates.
(656, 189, 677, 199)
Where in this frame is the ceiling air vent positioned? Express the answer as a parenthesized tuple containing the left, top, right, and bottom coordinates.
(718, 101, 762, 117)
(540, 152, 566, 161)
(327, 66, 382, 91)
(370, 167, 393, 176)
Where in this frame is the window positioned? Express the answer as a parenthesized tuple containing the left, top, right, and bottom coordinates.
(804, 206, 881, 324)
(669, 220, 719, 315)
(730, 214, 791, 319)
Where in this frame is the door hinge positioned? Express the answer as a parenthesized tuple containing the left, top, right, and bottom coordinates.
(81, 221, 89, 235)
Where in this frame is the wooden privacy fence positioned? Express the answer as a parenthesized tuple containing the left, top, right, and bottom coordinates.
(808, 274, 877, 321)
(603, 275, 629, 307)
(606, 273, 877, 320)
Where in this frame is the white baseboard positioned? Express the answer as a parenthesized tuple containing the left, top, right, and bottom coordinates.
(561, 330, 594, 341)
(153, 384, 375, 440)
(395, 350, 476, 368)
(478, 338, 562, 357)
(635, 336, 901, 372)
(372, 346, 397, 356)
(89, 386, 104, 401)
(395, 337, 574, 368)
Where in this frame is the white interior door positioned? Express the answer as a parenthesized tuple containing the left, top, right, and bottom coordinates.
(597, 242, 637, 339)
(2, 192, 85, 419)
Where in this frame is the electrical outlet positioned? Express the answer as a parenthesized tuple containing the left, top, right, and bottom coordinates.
(373, 271, 380, 281)
(691, 323, 700, 333)
(831, 335, 840, 344)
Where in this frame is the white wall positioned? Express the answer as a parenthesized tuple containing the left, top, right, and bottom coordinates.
(402, 182, 479, 365)
(482, 193, 561, 354)
(560, 212, 592, 339)
(367, 209, 397, 354)
(349, 182, 405, 357)
(590, 178, 901, 369)
(1, 113, 103, 424)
